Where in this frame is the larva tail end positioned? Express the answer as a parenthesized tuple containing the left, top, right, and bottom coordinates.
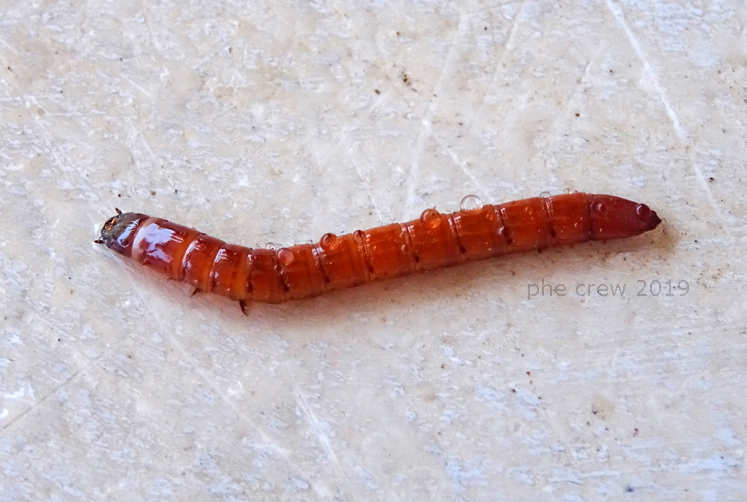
(99, 211, 148, 257)
(644, 208, 662, 231)
(589, 195, 661, 240)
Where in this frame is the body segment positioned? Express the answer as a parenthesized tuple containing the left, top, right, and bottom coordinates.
(97, 193, 661, 305)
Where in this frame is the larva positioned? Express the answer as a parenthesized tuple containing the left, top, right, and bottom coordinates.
(96, 192, 660, 311)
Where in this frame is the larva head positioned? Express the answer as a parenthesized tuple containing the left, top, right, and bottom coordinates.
(588, 195, 661, 240)
(96, 210, 148, 256)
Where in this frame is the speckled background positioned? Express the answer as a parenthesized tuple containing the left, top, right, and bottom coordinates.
(1, 0, 745, 500)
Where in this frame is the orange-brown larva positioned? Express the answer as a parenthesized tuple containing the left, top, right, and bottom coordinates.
(96, 193, 661, 312)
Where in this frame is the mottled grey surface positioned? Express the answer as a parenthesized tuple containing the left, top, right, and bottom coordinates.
(1, 0, 745, 500)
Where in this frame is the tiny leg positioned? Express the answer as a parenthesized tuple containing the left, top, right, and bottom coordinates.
(239, 300, 250, 316)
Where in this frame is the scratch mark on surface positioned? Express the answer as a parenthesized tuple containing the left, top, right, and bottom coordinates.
(142, 0, 166, 58)
(403, 10, 469, 220)
(555, 56, 595, 119)
(30, 114, 82, 185)
(605, 0, 729, 235)
(162, 333, 302, 468)
(311, 145, 333, 212)
(0, 373, 77, 434)
(604, 0, 686, 140)
(687, 149, 731, 235)
(579, 58, 593, 82)
(285, 367, 357, 501)
(484, 87, 531, 183)
(82, 0, 91, 28)
(123, 76, 153, 99)
(538, 55, 597, 168)
(310, 131, 386, 224)
(0, 335, 129, 436)
(127, 120, 158, 164)
(0, 62, 100, 203)
(0, 37, 19, 58)
(425, 123, 488, 199)
(156, 334, 323, 493)
(131, 283, 323, 493)
(335, 90, 394, 221)
(344, 145, 386, 224)
(489, 0, 529, 88)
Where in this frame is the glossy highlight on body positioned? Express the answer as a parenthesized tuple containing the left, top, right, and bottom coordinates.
(96, 193, 661, 310)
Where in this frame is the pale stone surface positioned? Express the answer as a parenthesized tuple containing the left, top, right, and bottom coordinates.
(1, 0, 745, 500)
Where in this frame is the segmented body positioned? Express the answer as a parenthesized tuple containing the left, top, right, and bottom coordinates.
(97, 192, 661, 306)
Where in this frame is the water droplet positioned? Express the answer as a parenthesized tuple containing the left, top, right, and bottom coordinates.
(420, 208, 441, 228)
(595, 202, 607, 214)
(353, 230, 365, 241)
(540, 191, 551, 199)
(276, 248, 294, 265)
(459, 194, 483, 211)
(265, 242, 281, 249)
(320, 233, 338, 250)
(563, 188, 573, 195)
(635, 203, 651, 220)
